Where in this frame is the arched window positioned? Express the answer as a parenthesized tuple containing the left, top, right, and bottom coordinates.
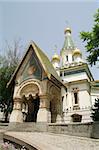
(72, 88, 79, 110)
(72, 88, 79, 105)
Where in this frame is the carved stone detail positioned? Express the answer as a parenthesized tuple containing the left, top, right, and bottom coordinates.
(20, 84, 39, 97)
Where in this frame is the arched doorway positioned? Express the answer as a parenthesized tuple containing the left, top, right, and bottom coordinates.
(22, 94, 40, 122)
(20, 83, 40, 122)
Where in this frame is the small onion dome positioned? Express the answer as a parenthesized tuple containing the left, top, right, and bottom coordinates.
(64, 27, 71, 34)
(73, 48, 82, 56)
(52, 54, 60, 62)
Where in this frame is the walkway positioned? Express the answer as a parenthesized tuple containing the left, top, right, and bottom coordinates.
(3, 132, 99, 150)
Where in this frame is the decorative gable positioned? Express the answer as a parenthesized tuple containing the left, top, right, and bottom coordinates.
(16, 47, 42, 85)
(7, 42, 62, 87)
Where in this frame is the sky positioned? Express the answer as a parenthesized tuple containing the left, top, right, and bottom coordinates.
(0, 0, 99, 79)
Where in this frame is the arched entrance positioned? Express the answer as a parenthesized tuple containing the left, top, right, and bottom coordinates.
(22, 94, 40, 122)
(20, 83, 40, 122)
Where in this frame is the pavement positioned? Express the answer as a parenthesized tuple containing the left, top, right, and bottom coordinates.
(3, 131, 99, 150)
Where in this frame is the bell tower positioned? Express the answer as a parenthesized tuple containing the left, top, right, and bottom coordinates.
(60, 27, 75, 67)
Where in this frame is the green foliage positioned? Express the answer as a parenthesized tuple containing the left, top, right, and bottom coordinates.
(80, 9, 99, 66)
(91, 98, 99, 121)
(0, 40, 22, 122)
(0, 61, 17, 122)
(0, 66, 14, 103)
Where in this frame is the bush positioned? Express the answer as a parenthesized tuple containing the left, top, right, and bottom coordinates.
(91, 98, 99, 121)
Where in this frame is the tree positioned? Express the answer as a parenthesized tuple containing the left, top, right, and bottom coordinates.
(80, 9, 99, 66)
(0, 40, 22, 122)
(91, 98, 99, 121)
(4, 39, 22, 67)
(0, 66, 13, 122)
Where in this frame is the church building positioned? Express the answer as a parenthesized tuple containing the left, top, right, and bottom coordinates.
(8, 27, 99, 123)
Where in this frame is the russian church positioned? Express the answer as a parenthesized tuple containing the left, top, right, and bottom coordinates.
(8, 27, 99, 123)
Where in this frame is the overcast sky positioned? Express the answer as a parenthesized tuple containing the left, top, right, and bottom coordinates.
(0, 0, 99, 79)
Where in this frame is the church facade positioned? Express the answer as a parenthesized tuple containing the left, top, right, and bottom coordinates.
(52, 28, 99, 123)
(8, 27, 99, 123)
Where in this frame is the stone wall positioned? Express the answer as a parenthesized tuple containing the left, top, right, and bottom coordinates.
(91, 122, 99, 139)
(0, 122, 99, 139)
(8, 122, 93, 138)
(48, 122, 93, 138)
(8, 122, 48, 132)
(0, 123, 9, 140)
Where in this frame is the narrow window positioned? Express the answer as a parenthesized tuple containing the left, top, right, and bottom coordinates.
(65, 88, 67, 93)
(62, 96, 64, 102)
(64, 71, 66, 76)
(72, 56, 74, 61)
(66, 93, 68, 106)
(66, 55, 68, 61)
(74, 92, 78, 104)
(60, 72, 62, 77)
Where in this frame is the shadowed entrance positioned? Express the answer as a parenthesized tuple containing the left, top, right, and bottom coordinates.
(22, 94, 40, 122)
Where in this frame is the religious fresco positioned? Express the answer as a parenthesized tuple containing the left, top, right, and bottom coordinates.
(19, 51, 42, 84)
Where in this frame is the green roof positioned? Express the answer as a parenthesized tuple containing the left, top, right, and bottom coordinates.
(33, 42, 61, 81)
(61, 31, 75, 54)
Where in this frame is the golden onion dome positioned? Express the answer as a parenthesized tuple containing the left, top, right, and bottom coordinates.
(64, 27, 71, 34)
(73, 48, 82, 56)
(52, 54, 60, 62)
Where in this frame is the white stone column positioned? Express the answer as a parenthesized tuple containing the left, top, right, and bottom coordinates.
(9, 98, 23, 123)
(37, 94, 51, 123)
